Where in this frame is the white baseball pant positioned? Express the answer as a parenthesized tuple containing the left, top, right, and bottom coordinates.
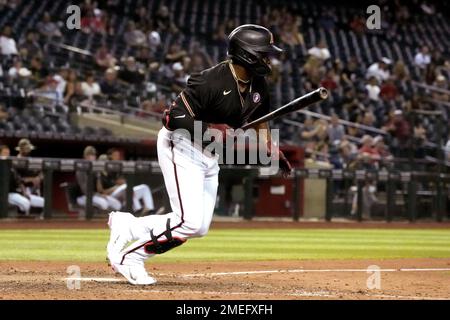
(8, 192, 44, 214)
(110, 184, 155, 212)
(77, 194, 122, 211)
(118, 126, 219, 265)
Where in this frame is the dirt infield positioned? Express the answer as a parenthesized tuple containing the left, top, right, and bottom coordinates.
(0, 259, 449, 300)
(1, 219, 449, 300)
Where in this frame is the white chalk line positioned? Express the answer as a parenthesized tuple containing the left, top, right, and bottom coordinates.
(181, 267, 450, 278)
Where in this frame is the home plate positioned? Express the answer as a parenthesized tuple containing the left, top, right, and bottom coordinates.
(63, 277, 125, 282)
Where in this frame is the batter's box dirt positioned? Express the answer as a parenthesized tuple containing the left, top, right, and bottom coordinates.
(0, 259, 449, 300)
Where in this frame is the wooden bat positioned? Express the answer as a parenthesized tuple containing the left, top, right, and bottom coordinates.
(241, 87, 329, 130)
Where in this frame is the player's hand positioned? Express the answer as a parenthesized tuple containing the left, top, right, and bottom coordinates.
(278, 150, 292, 178)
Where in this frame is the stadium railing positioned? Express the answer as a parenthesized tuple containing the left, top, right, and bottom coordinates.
(0, 158, 448, 222)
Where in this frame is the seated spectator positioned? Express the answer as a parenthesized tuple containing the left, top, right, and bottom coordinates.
(392, 60, 409, 81)
(81, 72, 101, 98)
(148, 30, 161, 52)
(338, 139, 358, 169)
(18, 30, 43, 60)
(36, 12, 62, 38)
(14, 139, 45, 214)
(373, 135, 393, 165)
(382, 109, 411, 151)
(349, 15, 366, 34)
(153, 5, 178, 34)
(0, 25, 18, 56)
(366, 58, 391, 82)
(341, 56, 363, 86)
(81, 8, 107, 34)
(105, 148, 158, 215)
(0, 144, 10, 157)
(365, 77, 381, 101)
(170, 62, 189, 93)
(432, 75, 449, 102)
(124, 21, 147, 47)
(76, 146, 122, 211)
(307, 40, 331, 61)
(118, 57, 145, 85)
(341, 87, 364, 120)
(320, 69, 338, 91)
(64, 69, 81, 105)
(0, 104, 8, 121)
(380, 78, 398, 101)
(165, 42, 188, 64)
(300, 117, 328, 150)
(327, 113, 346, 144)
(95, 44, 117, 69)
(136, 46, 156, 66)
(100, 68, 121, 98)
(414, 46, 431, 69)
(8, 59, 31, 78)
(357, 135, 380, 169)
(29, 56, 49, 82)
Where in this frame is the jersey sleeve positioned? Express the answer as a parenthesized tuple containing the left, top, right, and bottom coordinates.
(182, 72, 216, 118)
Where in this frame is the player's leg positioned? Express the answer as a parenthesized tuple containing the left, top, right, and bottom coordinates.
(105, 195, 122, 211)
(133, 184, 155, 212)
(198, 159, 219, 237)
(29, 194, 44, 209)
(8, 193, 31, 215)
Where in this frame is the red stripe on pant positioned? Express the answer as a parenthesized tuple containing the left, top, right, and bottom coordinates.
(120, 140, 185, 265)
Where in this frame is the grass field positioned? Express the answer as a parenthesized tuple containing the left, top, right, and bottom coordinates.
(1, 228, 450, 262)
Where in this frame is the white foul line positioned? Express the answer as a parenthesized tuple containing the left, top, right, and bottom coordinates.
(181, 267, 450, 278)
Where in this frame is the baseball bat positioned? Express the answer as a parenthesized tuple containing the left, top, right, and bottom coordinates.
(241, 87, 329, 130)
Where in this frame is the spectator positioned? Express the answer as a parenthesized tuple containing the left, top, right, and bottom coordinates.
(81, 72, 101, 98)
(105, 148, 158, 215)
(366, 57, 391, 82)
(349, 15, 366, 34)
(18, 31, 43, 60)
(382, 109, 411, 150)
(357, 135, 380, 169)
(0, 25, 18, 56)
(365, 77, 381, 101)
(170, 62, 189, 93)
(392, 60, 409, 81)
(373, 135, 393, 166)
(76, 146, 122, 211)
(118, 56, 145, 85)
(153, 5, 178, 34)
(64, 69, 81, 105)
(320, 69, 338, 91)
(338, 139, 358, 169)
(379, 78, 399, 101)
(36, 12, 62, 38)
(95, 44, 117, 69)
(300, 117, 328, 150)
(124, 21, 147, 47)
(327, 114, 346, 143)
(29, 56, 49, 82)
(165, 42, 188, 64)
(0, 104, 8, 121)
(100, 68, 121, 98)
(14, 139, 45, 215)
(0, 144, 10, 157)
(8, 59, 31, 78)
(432, 75, 449, 102)
(307, 40, 331, 61)
(147, 30, 161, 52)
(81, 8, 107, 34)
(414, 45, 431, 69)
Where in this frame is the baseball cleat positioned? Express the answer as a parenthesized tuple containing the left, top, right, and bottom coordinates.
(107, 211, 135, 264)
(111, 262, 157, 286)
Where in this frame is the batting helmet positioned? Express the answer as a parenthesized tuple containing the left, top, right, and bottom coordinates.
(227, 24, 283, 77)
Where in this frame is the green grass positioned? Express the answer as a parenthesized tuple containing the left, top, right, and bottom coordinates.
(0, 229, 450, 263)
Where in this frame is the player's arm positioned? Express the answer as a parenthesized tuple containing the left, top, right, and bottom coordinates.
(252, 122, 292, 177)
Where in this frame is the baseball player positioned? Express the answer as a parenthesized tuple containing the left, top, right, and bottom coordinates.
(107, 24, 292, 285)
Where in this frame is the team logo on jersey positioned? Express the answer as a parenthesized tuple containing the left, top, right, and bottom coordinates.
(252, 92, 261, 103)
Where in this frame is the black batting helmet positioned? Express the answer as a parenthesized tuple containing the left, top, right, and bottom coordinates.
(227, 24, 282, 77)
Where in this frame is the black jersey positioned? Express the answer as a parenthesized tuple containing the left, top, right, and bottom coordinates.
(164, 61, 271, 132)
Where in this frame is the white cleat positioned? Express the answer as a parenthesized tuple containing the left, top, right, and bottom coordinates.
(111, 262, 157, 286)
(107, 211, 135, 264)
